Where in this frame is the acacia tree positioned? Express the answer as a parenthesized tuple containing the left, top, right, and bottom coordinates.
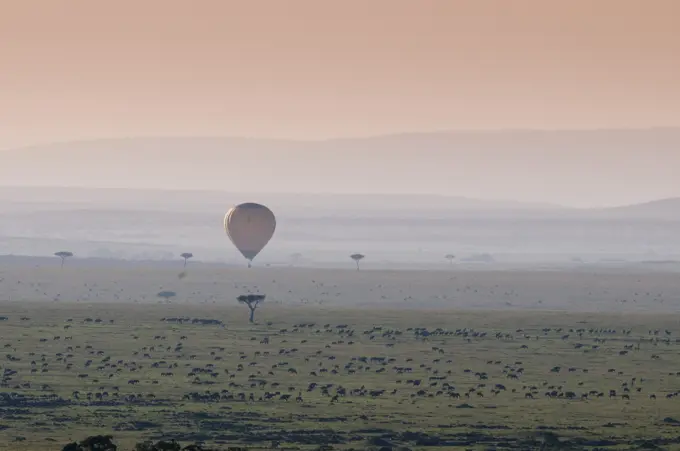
(445, 254, 455, 265)
(157, 291, 176, 303)
(350, 253, 365, 271)
(54, 251, 74, 268)
(180, 252, 193, 267)
(238, 294, 265, 323)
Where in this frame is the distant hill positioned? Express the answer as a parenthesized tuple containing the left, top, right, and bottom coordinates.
(0, 185, 562, 217)
(0, 187, 678, 219)
(593, 197, 680, 219)
(1, 128, 679, 207)
(1, 188, 679, 263)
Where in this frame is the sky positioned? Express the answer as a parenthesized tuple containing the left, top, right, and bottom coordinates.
(1, 1, 679, 206)
(2, 0, 679, 148)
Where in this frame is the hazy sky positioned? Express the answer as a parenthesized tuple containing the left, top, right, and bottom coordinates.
(1, 0, 679, 149)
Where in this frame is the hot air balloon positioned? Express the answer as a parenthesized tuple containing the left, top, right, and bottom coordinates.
(224, 202, 276, 267)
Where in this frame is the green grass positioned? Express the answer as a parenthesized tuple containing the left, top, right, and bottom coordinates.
(1, 302, 680, 450)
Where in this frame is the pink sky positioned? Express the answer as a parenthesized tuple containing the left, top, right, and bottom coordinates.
(1, 0, 679, 149)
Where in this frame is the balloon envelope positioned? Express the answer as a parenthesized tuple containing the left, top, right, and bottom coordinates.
(224, 203, 276, 262)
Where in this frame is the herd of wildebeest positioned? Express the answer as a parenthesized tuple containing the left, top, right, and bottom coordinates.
(1, 298, 680, 451)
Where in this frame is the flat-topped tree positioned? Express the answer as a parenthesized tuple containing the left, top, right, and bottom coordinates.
(350, 253, 365, 271)
(157, 291, 176, 303)
(445, 254, 456, 265)
(54, 251, 73, 268)
(180, 252, 193, 267)
(237, 294, 265, 323)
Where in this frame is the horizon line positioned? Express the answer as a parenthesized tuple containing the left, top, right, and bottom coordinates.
(2, 125, 680, 152)
(2, 184, 680, 211)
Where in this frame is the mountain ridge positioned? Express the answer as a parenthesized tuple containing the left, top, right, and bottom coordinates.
(0, 185, 564, 212)
(1, 185, 679, 216)
(1, 129, 679, 208)
(2, 126, 679, 151)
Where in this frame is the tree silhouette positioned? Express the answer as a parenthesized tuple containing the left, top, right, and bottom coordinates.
(54, 251, 74, 268)
(180, 252, 193, 267)
(237, 294, 265, 323)
(445, 254, 455, 265)
(157, 291, 176, 303)
(350, 253, 365, 271)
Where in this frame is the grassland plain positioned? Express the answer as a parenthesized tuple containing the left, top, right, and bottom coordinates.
(1, 263, 680, 450)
